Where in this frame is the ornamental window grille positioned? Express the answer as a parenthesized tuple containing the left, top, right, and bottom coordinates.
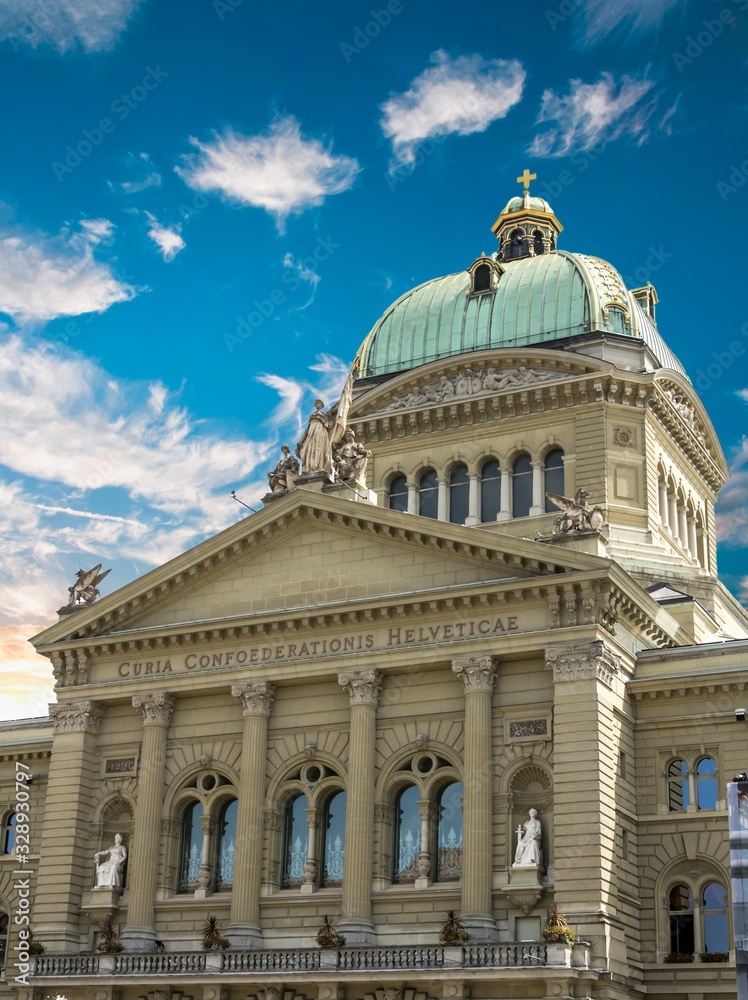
(418, 469, 438, 519)
(322, 790, 346, 887)
(667, 759, 689, 811)
(178, 801, 203, 893)
(388, 474, 408, 513)
(393, 785, 421, 883)
(436, 781, 463, 882)
(282, 793, 309, 888)
(544, 449, 564, 511)
(449, 464, 469, 524)
(480, 458, 501, 522)
(2, 812, 16, 854)
(512, 453, 533, 518)
(214, 798, 237, 891)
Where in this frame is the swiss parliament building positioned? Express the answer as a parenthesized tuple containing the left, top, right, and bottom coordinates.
(2, 175, 747, 1000)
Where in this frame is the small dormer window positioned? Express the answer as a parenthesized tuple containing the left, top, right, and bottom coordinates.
(474, 263, 491, 292)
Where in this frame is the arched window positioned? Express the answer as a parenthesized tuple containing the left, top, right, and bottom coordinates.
(0, 909, 8, 973)
(436, 782, 463, 882)
(667, 759, 689, 812)
(322, 790, 346, 887)
(505, 228, 525, 261)
(282, 793, 309, 888)
(703, 882, 728, 954)
(480, 459, 501, 522)
(2, 813, 16, 854)
(544, 449, 564, 511)
(473, 263, 491, 293)
(696, 757, 718, 811)
(533, 230, 545, 255)
(214, 798, 237, 891)
(669, 884, 694, 954)
(178, 801, 203, 893)
(389, 474, 408, 513)
(418, 469, 438, 519)
(393, 785, 421, 883)
(449, 464, 469, 525)
(512, 454, 532, 518)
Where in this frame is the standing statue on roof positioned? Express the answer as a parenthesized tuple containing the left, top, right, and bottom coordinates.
(296, 367, 354, 477)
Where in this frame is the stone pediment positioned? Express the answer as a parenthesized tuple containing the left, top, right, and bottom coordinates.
(32, 490, 607, 652)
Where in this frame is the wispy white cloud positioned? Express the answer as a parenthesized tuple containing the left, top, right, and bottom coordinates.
(716, 435, 748, 551)
(282, 252, 320, 310)
(23, 501, 143, 527)
(380, 51, 525, 168)
(581, 0, 687, 44)
(0, 218, 135, 323)
(529, 73, 656, 157)
(0, 0, 143, 53)
(176, 116, 360, 230)
(145, 212, 186, 262)
(256, 353, 350, 437)
(109, 152, 162, 194)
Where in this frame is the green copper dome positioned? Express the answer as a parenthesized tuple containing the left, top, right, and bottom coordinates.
(357, 250, 686, 380)
(501, 194, 553, 215)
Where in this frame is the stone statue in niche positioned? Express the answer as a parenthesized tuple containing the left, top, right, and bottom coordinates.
(95, 833, 127, 887)
(333, 427, 370, 483)
(513, 809, 542, 867)
(267, 445, 299, 493)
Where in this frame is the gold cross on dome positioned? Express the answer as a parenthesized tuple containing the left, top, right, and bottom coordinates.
(517, 168, 537, 194)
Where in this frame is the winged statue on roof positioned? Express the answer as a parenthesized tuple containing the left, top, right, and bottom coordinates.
(545, 489, 605, 534)
(66, 564, 112, 606)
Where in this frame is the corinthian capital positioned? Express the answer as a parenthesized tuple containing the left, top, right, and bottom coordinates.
(231, 680, 276, 718)
(50, 700, 104, 735)
(132, 692, 175, 727)
(338, 668, 382, 707)
(452, 655, 497, 694)
(545, 641, 620, 687)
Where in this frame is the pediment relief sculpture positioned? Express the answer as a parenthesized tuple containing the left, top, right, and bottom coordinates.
(382, 366, 562, 411)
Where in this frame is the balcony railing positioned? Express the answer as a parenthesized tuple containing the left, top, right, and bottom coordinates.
(33, 941, 558, 978)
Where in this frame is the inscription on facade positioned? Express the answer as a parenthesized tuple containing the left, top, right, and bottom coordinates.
(509, 720, 548, 739)
(104, 757, 136, 774)
(115, 614, 520, 678)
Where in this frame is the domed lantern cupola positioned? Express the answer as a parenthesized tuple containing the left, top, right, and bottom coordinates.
(492, 168, 563, 263)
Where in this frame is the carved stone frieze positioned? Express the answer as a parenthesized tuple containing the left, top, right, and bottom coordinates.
(231, 680, 276, 718)
(383, 366, 561, 411)
(50, 700, 104, 735)
(545, 641, 620, 687)
(663, 387, 706, 445)
(452, 655, 498, 694)
(338, 668, 382, 706)
(132, 692, 175, 727)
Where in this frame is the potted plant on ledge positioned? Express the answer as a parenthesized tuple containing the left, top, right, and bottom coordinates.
(664, 951, 695, 963)
(201, 915, 230, 951)
(542, 907, 575, 967)
(316, 915, 346, 948)
(439, 911, 471, 946)
(27, 928, 45, 956)
(97, 919, 124, 954)
(700, 951, 729, 963)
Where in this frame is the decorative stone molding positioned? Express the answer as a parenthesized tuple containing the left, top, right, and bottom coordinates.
(338, 668, 382, 706)
(132, 692, 175, 727)
(452, 655, 498, 694)
(614, 426, 634, 447)
(383, 366, 562, 411)
(231, 680, 276, 718)
(50, 700, 104, 735)
(545, 641, 620, 687)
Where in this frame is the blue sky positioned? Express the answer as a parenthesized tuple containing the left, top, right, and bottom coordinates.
(1, 0, 747, 718)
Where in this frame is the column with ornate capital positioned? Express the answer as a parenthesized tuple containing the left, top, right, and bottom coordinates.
(338, 668, 382, 945)
(121, 692, 174, 952)
(227, 680, 275, 947)
(33, 700, 104, 951)
(452, 656, 498, 942)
